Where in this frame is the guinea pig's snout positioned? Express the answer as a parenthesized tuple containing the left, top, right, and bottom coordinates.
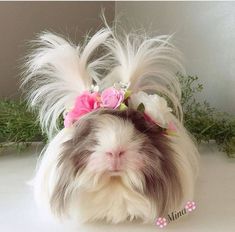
(105, 150, 125, 172)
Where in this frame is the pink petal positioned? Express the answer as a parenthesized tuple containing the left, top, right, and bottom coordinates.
(167, 121, 177, 131)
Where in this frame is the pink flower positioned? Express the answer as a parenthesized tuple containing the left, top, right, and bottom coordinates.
(185, 201, 196, 212)
(156, 217, 167, 228)
(167, 121, 177, 132)
(165, 121, 177, 136)
(64, 91, 100, 127)
(101, 87, 124, 109)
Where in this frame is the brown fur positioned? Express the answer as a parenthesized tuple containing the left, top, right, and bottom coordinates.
(98, 109, 183, 216)
(50, 117, 97, 215)
(50, 109, 183, 217)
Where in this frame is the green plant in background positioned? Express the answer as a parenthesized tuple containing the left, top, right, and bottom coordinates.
(178, 74, 235, 157)
(0, 75, 235, 157)
(0, 100, 46, 151)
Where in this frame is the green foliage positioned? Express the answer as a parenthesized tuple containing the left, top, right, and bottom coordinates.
(0, 75, 234, 157)
(178, 74, 235, 157)
(0, 100, 47, 151)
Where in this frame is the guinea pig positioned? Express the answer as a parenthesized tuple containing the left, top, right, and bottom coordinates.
(22, 26, 199, 224)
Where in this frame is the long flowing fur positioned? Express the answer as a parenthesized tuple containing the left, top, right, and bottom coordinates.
(100, 29, 185, 120)
(22, 29, 111, 138)
(23, 25, 199, 224)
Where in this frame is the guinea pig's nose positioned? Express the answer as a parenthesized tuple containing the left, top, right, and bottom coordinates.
(105, 150, 125, 158)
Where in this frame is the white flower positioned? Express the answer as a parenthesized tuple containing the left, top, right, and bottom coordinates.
(129, 91, 172, 127)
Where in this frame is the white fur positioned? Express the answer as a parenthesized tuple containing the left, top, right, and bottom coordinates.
(24, 25, 199, 224)
(167, 113, 200, 202)
(72, 173, 154, 223)
(101, 31, 185, 120)
(22, 29, 111, 138)
(33, 116, 155, 223)
(33, 127, 74, 210)
(33, 113, 199, 223)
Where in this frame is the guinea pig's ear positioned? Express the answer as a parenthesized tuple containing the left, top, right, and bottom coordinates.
(21, 29, 111, 138)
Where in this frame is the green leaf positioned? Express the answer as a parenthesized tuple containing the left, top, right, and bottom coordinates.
(137, 103, 145, 112)
(124, 90, 132, 100)
(178, 73, 235, 157)
(119, 103, 128, 111)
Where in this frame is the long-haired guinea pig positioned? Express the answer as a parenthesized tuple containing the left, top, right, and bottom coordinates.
(21, 26, 199, 224)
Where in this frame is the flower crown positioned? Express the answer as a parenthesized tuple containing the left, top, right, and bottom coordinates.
(64, 82, 177, 135)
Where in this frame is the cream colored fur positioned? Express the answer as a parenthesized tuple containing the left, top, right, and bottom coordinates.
(24, 25, 199, 224)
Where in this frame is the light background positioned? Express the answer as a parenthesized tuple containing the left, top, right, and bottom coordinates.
(0, 2, 115, 98)
(116, 1, 235, 115)
(0, 1, 234, 115)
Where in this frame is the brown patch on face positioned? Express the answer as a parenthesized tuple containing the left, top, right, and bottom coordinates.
(125, 110, 183, 215)
(50, 117, 97, 216)
(95, 109, 183, 217)
(50, 108, 183, 218)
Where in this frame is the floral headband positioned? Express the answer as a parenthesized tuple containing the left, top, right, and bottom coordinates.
(63, 83, 177, 135)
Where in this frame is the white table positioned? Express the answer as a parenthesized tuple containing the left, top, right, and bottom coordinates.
(0, 143, 234, 232)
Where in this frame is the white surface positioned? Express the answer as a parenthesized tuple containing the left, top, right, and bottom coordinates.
(0, 144, 235, 231)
